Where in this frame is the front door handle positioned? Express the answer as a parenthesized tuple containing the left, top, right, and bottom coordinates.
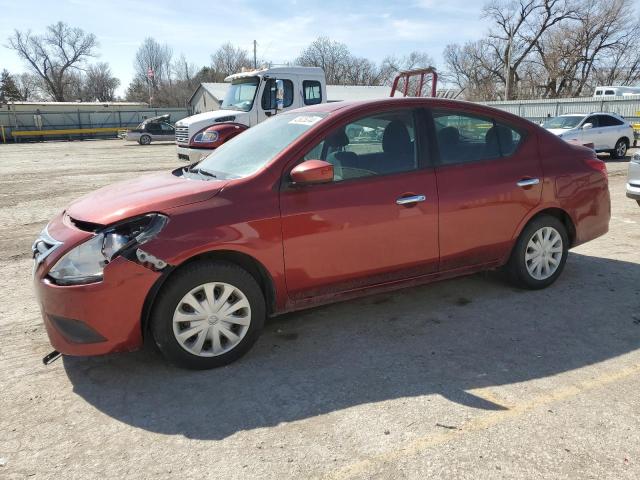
(396, 194, 426, 205)
(517, 178, 540, 188)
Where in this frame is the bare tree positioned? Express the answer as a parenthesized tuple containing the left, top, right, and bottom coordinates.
(295, 37, 351, 84)
(134, 37, 173, 90)
(6, 21, 98, 101)
(483, 0, 576, 99)
(84, 63, 120, 101)
(14, 72, 43, 100)
(380, 51, 436, 87)
(444, 41, 503, 100)
(211, 43, 252, 80)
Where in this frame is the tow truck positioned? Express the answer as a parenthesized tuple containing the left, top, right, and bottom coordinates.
(175, 66, 438, 162)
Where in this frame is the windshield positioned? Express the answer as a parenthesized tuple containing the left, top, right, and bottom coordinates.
(543, 116, 583, 129)
(220, 77, 260, 112)
(195, 112, 327, 179)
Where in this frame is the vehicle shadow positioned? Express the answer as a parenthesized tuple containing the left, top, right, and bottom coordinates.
(64, 252, 640, 440)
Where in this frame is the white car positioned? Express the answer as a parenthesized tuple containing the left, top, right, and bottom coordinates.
(543, 113, 634, 159)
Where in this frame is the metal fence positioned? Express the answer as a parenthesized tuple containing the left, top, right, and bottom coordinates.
(0, 107, 190, 142)
(482, 96, 640, 123)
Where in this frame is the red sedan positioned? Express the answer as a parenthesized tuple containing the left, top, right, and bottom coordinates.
(33, 98, 610, 369)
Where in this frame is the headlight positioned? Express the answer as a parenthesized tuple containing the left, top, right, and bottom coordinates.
(49, 213, 168, 285)
(192, 129, 219, 144)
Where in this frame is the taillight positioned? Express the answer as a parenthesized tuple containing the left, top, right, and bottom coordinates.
(584, 156, 607, 179)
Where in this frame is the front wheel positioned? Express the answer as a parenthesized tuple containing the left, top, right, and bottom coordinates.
(506, 215, 569, 289)
(150, 261, 266, 369)
(139, 134, 152, 145)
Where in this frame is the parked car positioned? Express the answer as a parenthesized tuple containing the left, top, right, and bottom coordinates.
(33, 98, 610, 369)
(543, 113, 633, 159)
(125, 114, 175, 145)
(627, 152, 640, 206)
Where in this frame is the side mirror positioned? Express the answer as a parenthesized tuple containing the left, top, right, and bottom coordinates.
(290, 160, 334, 185)
(582, 122, 593, 130)
(275, 79, 285, 112)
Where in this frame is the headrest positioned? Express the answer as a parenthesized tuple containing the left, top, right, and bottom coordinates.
(326, 129, 349, 148)
(438, 126, 460, 145)
(485, 125, 513, 147)
(382, 120, 412, 154)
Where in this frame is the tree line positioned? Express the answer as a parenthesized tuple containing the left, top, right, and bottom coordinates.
(2, 0, 640, 105)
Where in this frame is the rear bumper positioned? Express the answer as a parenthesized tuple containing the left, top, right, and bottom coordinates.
(34, 257, 161, 356)
(176, 145, 214, 163)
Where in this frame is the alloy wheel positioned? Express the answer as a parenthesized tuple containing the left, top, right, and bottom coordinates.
(616, 141, 627, 158)
(525, 226, 563, 280)
(172, 282, 251, 357)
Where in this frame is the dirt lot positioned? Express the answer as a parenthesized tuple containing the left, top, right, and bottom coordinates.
(0, 139, 639, 479)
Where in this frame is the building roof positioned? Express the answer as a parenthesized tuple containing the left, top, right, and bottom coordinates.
(188, 83, 229, 104)
(326, 85, 390, 101)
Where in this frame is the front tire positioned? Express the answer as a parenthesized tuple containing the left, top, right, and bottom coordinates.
(611, 138, 628, 159)
(506, 215, 569, 289)
(139, 134, 152, 145)
(150, 261, 266, 369)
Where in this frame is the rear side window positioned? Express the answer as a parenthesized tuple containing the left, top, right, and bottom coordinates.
(303, 80, 322, 105)
(584, 115, 599, 128)
(262, 79, 294, 110)
(433, 110, 522, 165)
(598, 115, 624, 127)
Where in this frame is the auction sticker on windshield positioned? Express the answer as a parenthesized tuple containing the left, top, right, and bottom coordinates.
(288, 115, 323, 126)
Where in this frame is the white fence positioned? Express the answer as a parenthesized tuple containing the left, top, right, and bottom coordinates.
(482, 97, 640, 123)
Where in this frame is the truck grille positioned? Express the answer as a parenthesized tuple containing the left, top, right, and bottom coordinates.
(175, 126, 189, 144)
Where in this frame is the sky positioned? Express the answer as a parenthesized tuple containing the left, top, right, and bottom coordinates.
(0, 0, 486, 96)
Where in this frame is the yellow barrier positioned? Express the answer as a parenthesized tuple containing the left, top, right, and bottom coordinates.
(11, 127, 123, 137)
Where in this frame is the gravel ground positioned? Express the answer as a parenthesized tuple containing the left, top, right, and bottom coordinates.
(0, 139, 639, 479)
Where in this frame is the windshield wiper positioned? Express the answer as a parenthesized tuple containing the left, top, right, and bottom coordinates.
(187, 167, 217, 178)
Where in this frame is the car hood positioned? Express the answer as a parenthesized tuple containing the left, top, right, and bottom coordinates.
(66, 171, 227, 225)
(545, 128, 573, 136)
(176, 109, 249, 127)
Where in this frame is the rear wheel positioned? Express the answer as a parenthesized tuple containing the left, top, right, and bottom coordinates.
(506, 215, 569, 289)
(611, 138, 628, 159)
(139, 134, 152, 145)
(150, 261, 265, 369)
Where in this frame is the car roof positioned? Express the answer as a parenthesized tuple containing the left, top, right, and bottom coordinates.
(291, 97, 510, 115)
(559, 112, 620, 117)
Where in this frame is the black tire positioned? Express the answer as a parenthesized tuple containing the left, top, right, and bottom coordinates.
(139, 135, 152, 145)
(506, 215, 569, 290)
(150, 260, 266, 369)
(611, 138, 628, 159)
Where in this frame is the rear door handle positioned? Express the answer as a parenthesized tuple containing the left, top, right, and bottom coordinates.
(396, 194, 426, 205)
(517, 178, 540, 188)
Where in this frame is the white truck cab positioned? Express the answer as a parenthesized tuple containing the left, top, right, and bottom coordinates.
(175, 66, 327, 162)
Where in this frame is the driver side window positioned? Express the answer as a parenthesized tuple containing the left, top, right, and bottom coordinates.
(302, 110, 418, 181)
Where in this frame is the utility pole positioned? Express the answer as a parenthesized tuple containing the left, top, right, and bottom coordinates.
(253, 40, 257, 69)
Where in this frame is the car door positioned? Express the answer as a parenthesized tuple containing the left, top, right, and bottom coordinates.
(279, 108, 439, 300)
(146, 123, 161, 139)
(581, 115, 602, 149)
(431, 108, 542, 271)
(257, 77, 297, 124)
(159, 123, 175, 141)
(597, 114, 622, 150)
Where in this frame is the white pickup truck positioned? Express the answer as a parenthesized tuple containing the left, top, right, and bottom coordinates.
(175, 66, 327, 162)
